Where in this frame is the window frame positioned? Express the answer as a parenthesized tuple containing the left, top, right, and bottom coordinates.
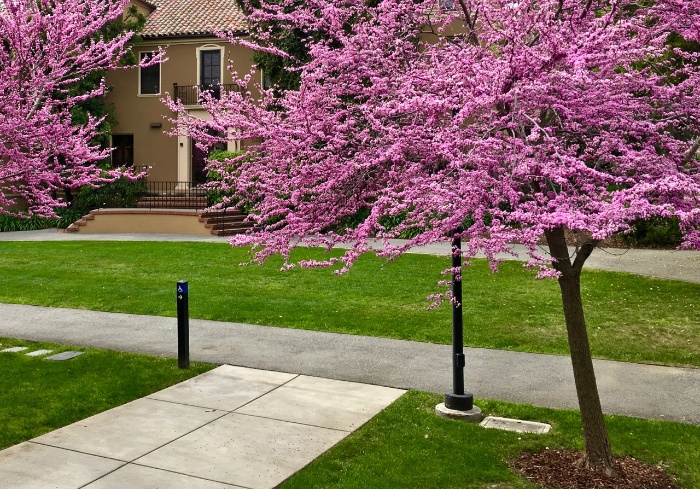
(196, 44, 225, 89)
(138, 51, 161, 96)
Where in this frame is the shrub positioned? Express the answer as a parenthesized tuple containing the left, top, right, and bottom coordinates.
(52, 207, 86, 229)
(0, 214, 53, 232)
(71, 177, 147, 214)
(621, 217, 683, 248)
(206, 150, 247, 207)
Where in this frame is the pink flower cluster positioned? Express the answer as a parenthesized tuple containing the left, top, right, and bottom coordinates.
(0, 0, 161, 217)
(168, 0, 700, 277)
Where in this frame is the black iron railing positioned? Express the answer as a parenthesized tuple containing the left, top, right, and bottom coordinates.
(172, 83, 241, 106)
(138, 181, 209, 210)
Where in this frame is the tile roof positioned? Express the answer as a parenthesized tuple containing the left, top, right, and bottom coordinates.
(142, 0, 248, 38)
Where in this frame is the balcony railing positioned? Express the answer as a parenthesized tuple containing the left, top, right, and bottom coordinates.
(173, 83, 241, 106)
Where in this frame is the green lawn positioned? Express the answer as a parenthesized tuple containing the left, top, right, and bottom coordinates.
(2, 337, 698, 488)
(0, 241, 698, 367)
(0, 337, 214, 450)
(283, 391, 700, 488)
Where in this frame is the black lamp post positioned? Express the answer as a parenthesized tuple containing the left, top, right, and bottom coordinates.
(444, 230, 474, 411)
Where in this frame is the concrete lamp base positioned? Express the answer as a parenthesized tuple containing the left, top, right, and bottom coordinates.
(435, 403, 483, 422)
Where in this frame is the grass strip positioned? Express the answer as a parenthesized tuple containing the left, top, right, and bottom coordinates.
(0, 337, 214, 450)
(282, 391, 700, 489)
(0, 241, 698, 367)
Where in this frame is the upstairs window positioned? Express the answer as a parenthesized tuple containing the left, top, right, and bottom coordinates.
(200, 49, 221, 88)
(139, 52, 160, 95)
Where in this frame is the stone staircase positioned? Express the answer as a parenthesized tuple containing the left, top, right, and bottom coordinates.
(63, 211, 95, 233)
(199, 209, 254, 236)
(62, 183, 254, 236)
(63, 206, 253, 236)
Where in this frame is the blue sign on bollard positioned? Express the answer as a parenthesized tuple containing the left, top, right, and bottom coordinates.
(177, 282, 188, 294)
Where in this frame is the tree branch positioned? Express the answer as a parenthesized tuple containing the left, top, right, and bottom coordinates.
(683, 137, 700, 165)
(572, 237, 599, 272)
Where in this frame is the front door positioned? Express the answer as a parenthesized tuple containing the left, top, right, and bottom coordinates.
(191, 140, 208, 184)
(111, 135, 134, 168)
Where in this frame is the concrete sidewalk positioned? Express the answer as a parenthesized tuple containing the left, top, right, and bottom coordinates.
(2, 303, 699, 425)
(0, 363, 403, 489)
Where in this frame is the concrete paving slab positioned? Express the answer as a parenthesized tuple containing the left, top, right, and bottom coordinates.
(237, 375, 405, 431)
(147, 365, 296, 411)
(135, 413, 348, 489)
(1, 346, 28, 353)
(44, 351, 83, 361)
(0, 442, 123, 489)
(33, 398, 226, 461)
(480, 416, 552, 434)
(25, 349, 53, 357)
(84, 463, 244, 488)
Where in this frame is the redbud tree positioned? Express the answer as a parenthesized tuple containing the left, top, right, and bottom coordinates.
(169, 0, 700, 474)
(0, 0, 158, 217)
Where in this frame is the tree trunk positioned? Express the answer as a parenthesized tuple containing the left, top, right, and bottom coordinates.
(544, 227, 615, 476)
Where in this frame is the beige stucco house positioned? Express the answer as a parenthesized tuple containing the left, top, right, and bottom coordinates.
(105, 0, 254, 185)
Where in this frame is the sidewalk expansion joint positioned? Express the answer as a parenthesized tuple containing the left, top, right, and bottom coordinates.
(28, 441, 130, 464)
(231, 411, 353, 433)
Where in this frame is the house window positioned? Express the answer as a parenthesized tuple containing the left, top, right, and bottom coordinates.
(200, 49, 221, 88)
(139, 52, 160, 95)
(111, 135, 134, 168)
(262, 71, 272, 90)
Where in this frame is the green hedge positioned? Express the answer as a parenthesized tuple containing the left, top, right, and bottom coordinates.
(71, 177, 147, 214)
(621, 217, 683, 248)
(206, 150, 247, 207)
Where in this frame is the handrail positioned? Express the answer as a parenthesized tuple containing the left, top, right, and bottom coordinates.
(138, 181, 209, 210)
(172, 83, 241, 106)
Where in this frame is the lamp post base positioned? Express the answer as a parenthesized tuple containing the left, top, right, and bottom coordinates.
(445, 391, 473, 411)
(435, 402, 483, 422)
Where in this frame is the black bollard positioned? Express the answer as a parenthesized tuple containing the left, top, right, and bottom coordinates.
(177, 280, 190, 369)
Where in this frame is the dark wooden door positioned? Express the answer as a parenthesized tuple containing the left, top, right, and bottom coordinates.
(111, 135, 134, 167)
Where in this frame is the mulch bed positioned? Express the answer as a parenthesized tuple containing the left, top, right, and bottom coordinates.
(513, 450, 680, 489)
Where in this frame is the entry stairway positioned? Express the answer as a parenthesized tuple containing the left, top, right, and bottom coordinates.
(64, 196, 253, 237)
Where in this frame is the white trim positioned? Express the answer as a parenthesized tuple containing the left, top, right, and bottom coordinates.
(196, 44, 225, 86)
(138, 51, 162, 96)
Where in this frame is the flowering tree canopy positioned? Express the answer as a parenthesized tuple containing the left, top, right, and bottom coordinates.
(169, 0, 700, 474)
(172, 0, 699, 269)
(0, 0, 159, 216)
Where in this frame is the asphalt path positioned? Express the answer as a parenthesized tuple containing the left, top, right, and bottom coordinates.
(2, 303, 699, 425)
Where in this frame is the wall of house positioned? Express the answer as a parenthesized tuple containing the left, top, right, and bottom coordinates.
(125, 0, 154, 19)
(105, 38, 256, 183)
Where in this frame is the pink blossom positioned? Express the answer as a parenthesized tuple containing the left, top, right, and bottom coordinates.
(1, 0, 163, 217)
(166, 0, 700, 275)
